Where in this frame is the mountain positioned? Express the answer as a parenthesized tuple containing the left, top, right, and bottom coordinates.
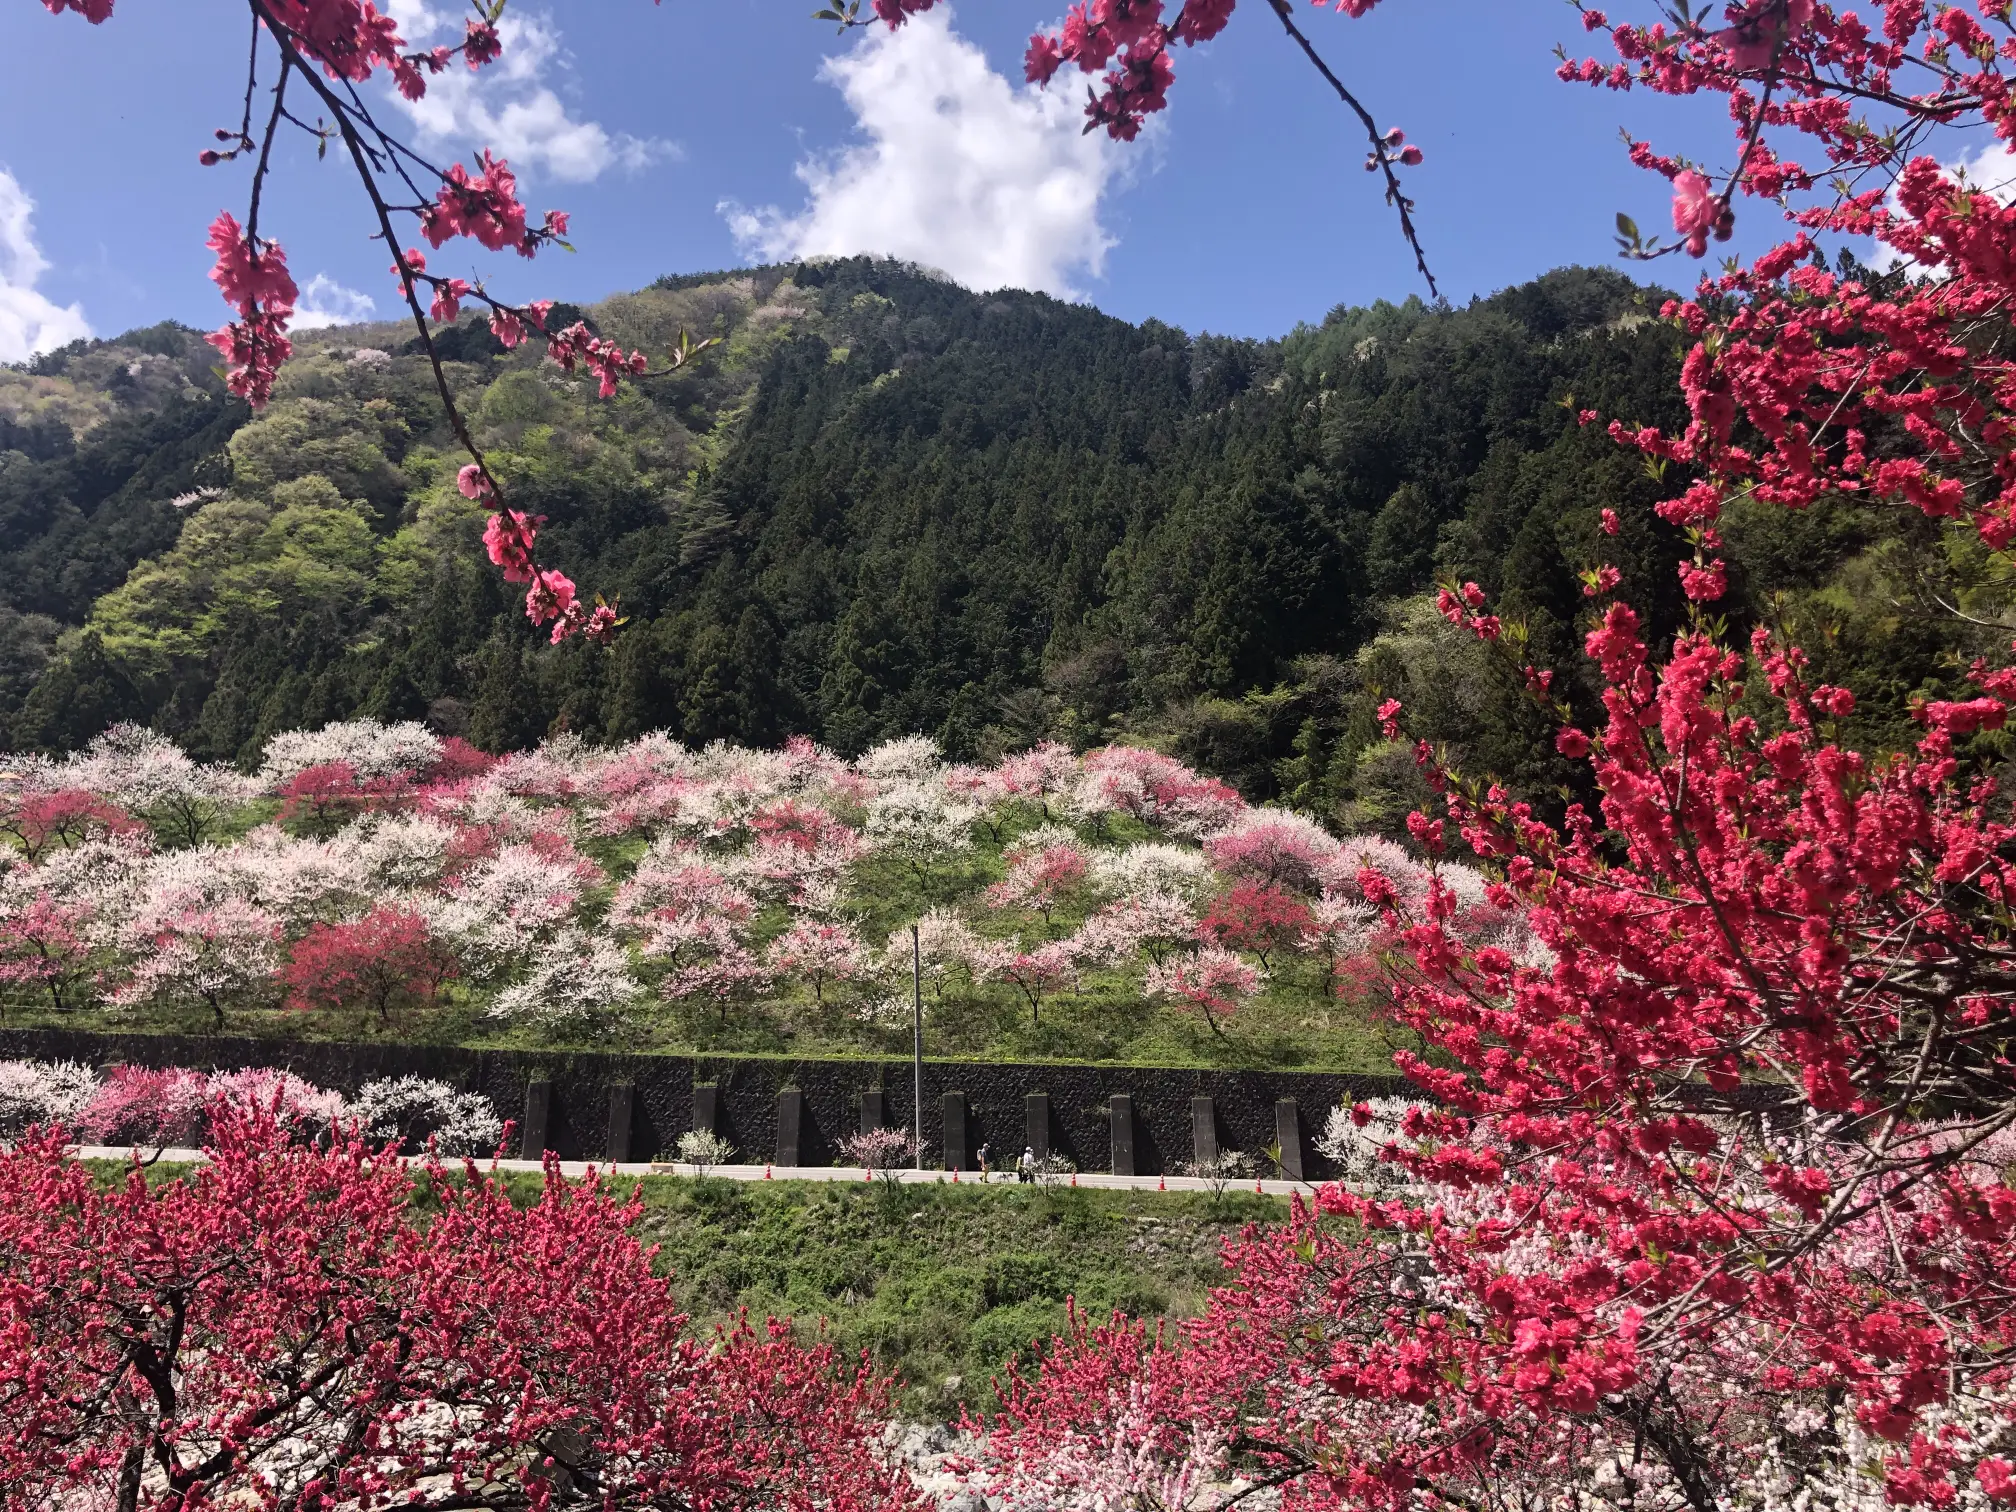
(0, 255, 1978, 825)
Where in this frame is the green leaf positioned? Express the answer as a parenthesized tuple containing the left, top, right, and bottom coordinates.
(1616, 212, 1640, 240)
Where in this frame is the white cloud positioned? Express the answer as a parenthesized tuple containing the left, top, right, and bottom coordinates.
(722, 8, 1121, 298)
(292, 274, 378, 331)
(0, 169, 91, 364)
(383, 3, 670, 183)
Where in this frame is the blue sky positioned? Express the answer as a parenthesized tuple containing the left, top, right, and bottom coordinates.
(0, 0, 1768, 360)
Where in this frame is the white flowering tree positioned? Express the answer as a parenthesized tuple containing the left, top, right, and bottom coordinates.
(487, 928, 641, 1029)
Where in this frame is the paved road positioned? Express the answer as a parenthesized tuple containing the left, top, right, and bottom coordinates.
(74, 1145, 1316, 1196)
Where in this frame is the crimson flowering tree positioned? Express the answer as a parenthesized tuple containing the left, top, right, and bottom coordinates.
(275, 760, 413, 836)
(284, 903, 456, 1025)
(0, 1109, 908, 1510)
(1199, 879, 1313, 968)
(0, 788, 139, 862)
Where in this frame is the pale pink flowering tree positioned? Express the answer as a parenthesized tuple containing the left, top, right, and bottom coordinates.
(943, 763, 1013, 841)
(987, 939, 1082, 1028)
(1071, 889, 1199, 967)
(889, 909, 989, 1004)
(853, 735, 944, 785)
(1074, 746, 1245, 838)
(610, 852, 759, 940)
(57, 723, 255, 848)
(765, 918, 871, 1009)
(864, 778, 977, 883)
(776, 732, 852, 793)
(1203, 809, 1338, 892)
(1143, 946, 1260, 1041)
(73, 1064, 213, 1148)
(205, 1066, 350, 1136)
(111, 896, 282, 1029)
(997, 741, 1083, 819)
(741, 832, 864, 909)
(579, 734, 699, 837)
(258, 719, 442, 787)
(186, 826, 376, 933)
(1305, 890, 1380, 993)
(661, 941, 770, 1025)
(986, 832, 1091, 930)
(1088, 840, 1219, 911)
(840, 1125, 914, 1184)
(426, 839, 596, 973)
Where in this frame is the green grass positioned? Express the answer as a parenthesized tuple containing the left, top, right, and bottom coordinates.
(86, 1160, 1287, 1417)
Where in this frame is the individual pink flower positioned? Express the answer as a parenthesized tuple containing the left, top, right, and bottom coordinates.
(483, 510, 539, 584)
(1025, 30, 1065, 83)
(430, 277, 471, 323)
(1671, 169, 1717, 256)
(457, 464, 495, 502)
(1172, 0, 1233, 43)
(524, 569, 578, 629)
(1979, 1459, 2016, 1504)
(463, 18, 501, 67)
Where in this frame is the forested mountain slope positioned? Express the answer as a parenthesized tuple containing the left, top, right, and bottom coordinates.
(0, 256, 1976, 824)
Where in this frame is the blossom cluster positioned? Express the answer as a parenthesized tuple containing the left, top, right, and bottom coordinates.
(0, 1056, 504, 1155)
(0, 721, 1480, 1042)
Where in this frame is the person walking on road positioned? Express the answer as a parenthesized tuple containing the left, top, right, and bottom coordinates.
(1018, 1147, 1035, 1184)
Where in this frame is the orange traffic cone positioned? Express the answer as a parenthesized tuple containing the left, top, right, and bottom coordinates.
(1158, 1174, 1166, 1191)
(764, 1164, 772, 1180)
(1071, 1172, 1078, 1187)
(1254, 1179, 1263, 1194)
(863, 1168, 872, 1182)
(952, 1169, 960, 1183)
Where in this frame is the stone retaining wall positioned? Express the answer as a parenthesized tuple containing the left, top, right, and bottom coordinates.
(0, 1028, 1425, 1180)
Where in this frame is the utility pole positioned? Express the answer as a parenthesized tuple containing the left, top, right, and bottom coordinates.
(912, 922, 925, 1171)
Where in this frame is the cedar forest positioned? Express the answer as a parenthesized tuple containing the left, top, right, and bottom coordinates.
(3, 255, 1982, 810)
